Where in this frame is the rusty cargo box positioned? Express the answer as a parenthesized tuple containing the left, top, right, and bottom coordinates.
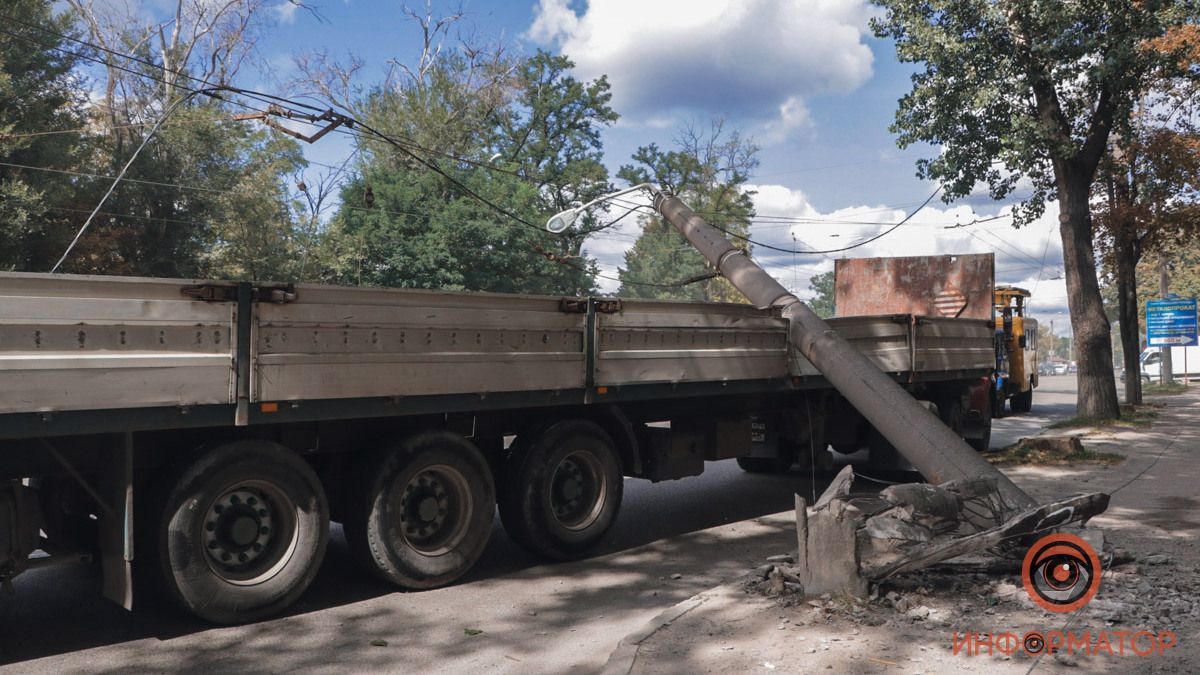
(834, 253, 995, 320)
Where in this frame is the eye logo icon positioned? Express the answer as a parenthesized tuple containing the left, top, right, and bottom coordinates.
(1021, 533, 1103, 613)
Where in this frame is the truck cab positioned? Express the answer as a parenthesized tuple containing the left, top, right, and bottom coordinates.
(993, 285, 1037, 414)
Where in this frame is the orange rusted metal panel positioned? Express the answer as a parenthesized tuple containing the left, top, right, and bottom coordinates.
(834, 253, 995, 320)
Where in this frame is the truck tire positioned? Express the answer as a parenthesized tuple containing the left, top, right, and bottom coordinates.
(151, 441, 329, 624)
(499, 420, 623, 560)
(344, 431, 495, 589)
(1010, 383, 1033, 414)
(965, 398, 993, 452)
(934, 395, 965, 436)
(865, 428, 917, 474)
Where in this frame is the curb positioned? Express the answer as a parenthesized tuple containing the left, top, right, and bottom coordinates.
(599, 587, 717, 675)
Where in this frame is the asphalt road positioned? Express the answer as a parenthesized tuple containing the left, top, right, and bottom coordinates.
(0, 377, 1081, 673)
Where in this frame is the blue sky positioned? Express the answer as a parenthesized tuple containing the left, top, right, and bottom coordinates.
(249, 0, 1071, 332)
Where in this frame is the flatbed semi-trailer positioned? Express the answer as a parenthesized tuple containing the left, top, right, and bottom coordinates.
(0, 271, 993, 622)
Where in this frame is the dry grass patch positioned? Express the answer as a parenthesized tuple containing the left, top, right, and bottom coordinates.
(986, 436, 1125, 466)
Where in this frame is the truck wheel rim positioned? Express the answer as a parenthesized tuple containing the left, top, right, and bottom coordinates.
(202, 480, 299, 586)
(550, 451, 606, 531)
(395, 465, 471, 556)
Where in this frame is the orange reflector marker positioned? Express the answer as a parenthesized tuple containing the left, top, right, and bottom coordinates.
(596, 386, 608, 395)
(260, 402, 279, 413)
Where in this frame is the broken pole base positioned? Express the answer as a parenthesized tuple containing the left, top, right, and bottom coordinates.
(795, 494, 869, 598)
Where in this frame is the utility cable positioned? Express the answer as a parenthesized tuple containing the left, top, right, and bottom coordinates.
(51, 88, 215, 272)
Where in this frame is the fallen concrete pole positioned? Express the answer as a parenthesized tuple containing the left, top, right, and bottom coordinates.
(653, 192, 1036, 512)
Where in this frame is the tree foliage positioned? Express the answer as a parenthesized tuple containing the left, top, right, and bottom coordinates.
(807, 270, 835, 318)
(617, 120, 758, 301)
(871, 0, 1199, 418)
(1093, 23, 1200, 403)
(309, 10, 616, 295)
(0, 0, 88, 271)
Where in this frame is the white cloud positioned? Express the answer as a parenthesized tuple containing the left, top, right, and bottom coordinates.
(272, 0, 299, 24)
(528, 0, 875, 137)
(759, 96, 814, 142)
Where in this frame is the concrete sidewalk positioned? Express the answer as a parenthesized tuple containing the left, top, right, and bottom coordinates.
(610, 390, 1200, 675)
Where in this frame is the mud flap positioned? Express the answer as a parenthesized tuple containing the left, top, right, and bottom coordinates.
(100, 433, 134, 610)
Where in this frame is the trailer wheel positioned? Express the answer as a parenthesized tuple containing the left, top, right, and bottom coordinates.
(344, 431, 494, 589)
(1010, 383, 1033, 414)
(500, 420, 622, 560)
(965, 398, 993, 452)
(152, 441, 328, 624)
(934, 396, 965, 436)
(865, 428, 917, 474)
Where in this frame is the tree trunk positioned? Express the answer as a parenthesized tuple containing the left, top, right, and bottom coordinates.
(1058, 172, 1121, 418)
(1115, 234, 1143, 405)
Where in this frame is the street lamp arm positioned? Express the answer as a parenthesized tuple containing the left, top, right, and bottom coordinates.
(545, 183, 659, 232)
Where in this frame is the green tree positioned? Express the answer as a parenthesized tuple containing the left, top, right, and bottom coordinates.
(46, 0, 308, 280)
(807, 270, 835, 318)
(0, 0, 88, 271)
(1094, 25, 1200, 403)
(617, 120, 758, 301)
(312, 21, 615, 294)
(51, 105, 307, 280)
(871, 0, 1198, 418)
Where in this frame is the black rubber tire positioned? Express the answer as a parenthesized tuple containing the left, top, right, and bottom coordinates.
(935, 395, 965, 435)
(344, 431, 495, 589)
(151, 441, 329, 624)
(865, 427, 914, 473)
(736, 456, 794, 473)
(499, 420, 623, 560)
(966, 395, 993, 452)
(1010, 384, 1033, 414)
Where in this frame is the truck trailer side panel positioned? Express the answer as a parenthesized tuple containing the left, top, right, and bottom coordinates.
(0, 274, 235, 415)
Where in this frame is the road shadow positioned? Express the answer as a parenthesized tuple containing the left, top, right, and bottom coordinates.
(0, 463, 837, 667)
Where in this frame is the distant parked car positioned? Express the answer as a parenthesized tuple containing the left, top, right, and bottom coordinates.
(1038, 362, 1058, 376)
(1068, 361, 1077, 373)
(1046, 362, 1069, 375)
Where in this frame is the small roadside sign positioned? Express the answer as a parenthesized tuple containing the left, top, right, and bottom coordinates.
(1146, 298, 1198, 346)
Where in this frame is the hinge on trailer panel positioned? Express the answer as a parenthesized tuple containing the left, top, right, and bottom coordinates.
(559, 298, 588, 314)
(594, 299, 622, 314)
(182, 284, 298, 303)
(559, 298, 622, 314)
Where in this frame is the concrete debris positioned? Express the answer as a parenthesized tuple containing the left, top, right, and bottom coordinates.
(790, 466, 1110, 597)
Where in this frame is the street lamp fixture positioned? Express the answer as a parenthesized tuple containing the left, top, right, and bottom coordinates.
(545, 183, 658, 233)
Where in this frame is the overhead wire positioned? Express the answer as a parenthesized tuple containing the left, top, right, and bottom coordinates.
(2, 14, 1016, 290)
(650, 187, 944, 256)
(0, 18, 698, 289)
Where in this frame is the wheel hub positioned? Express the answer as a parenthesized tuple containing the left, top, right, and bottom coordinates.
(550, 453, 605, 530)
(401, 471, 451, 544)
(204, 488, 274, 568)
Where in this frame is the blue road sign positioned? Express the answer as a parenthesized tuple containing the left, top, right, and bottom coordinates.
(1147, 298, 1198, 346)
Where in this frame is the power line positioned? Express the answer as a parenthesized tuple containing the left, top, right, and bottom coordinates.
(0, 160, 234, 194)
(687, 187, 944, 255)
(0, 16, 861, 289)
(52, 88, 209, 272)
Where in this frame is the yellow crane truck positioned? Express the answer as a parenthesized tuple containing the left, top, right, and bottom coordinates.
(993, 285, 1038, 415)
